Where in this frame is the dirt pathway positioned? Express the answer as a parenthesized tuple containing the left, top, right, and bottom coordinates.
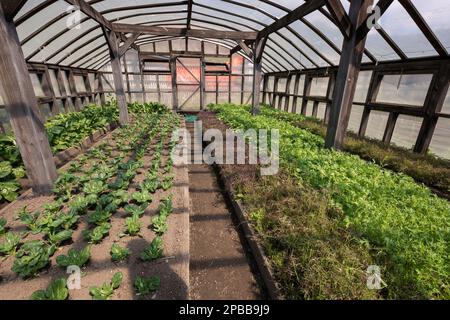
(186, 121, 262, 300)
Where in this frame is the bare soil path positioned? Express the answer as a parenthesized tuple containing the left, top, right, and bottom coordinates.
(186, 120, 262, 300)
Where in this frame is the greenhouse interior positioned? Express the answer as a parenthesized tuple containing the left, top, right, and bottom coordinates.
(0, 0, 449, 302)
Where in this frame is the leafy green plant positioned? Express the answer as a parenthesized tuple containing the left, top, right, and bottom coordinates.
(160, 176, 173, 191)
(0, 232, 21, 256)
(124, 204, 147, 217)
(110, 243, 131, 262)
(152, 215, 168, 236)
(31, 278, 69, 301)
(131, 190, 152, 204)
(89, 272, 123, 300)
(47, 229, 73, 246)
(134, 276, 160, 296)
(210, 103, 450, 299)
(159, 196, 173, 217)
(140, 236, 163, 261)
(0, 218, 6, 235)
(83, 222, 111, 244)
(12, 240, 56, 278)
(140, 179, 159, 193)
(83, 180, 106, 195)
(88, 209, 113, 225)
(56, 245, 91, 268)
(120, 214, 141, 237)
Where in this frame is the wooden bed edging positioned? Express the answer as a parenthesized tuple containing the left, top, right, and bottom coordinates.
(53, 122, 119, 168)
(212, 163, 283, 301)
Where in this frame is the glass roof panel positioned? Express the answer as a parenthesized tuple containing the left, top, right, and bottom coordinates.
(381, 1, 438, 58)
(192, 5, 264, 31)
(365, 28, 400, 61)
(195, 0, 275, 25)
(16, 0, 69, 41)
(303, 10, 343, 49)
(15, 0, 48, 20)
(286, 20, 340, 65)
(411, 0, 450, 51)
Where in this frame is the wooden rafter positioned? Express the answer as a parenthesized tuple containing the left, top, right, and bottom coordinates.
(186, 0, 193, 30)
(0, 0, 28, 21)
(119, 32, 141, 57)
(112, 23, 258, 40)
(326, 0, 352, 39)
(355, 0, 394, 44)
(258, 0, 327, 39)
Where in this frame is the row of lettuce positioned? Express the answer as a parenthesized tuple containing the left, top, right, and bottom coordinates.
(0, 102, 164, 204)
(209, 103, 450, 299)
(258, 104, 450, 196)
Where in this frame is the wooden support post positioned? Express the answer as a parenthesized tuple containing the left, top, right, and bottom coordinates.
(170, 56, 178, 111)
(96, 72, 106, 105)
(292, 74, 301, 113)
(301, 76, 312, 115)
(262, 75, 269, 105)
(252, 37, 267, 115)
(359, 72, 382, 137)
(122, 53, 131, 102)
(68, 70, 81, 111)
(42, 66, 60, 116)
(0, 6, 57, 194)
(103, 28, 129, 125)
(312, 100, 319, 118)
(325, 0, 374, 150)
(382, 112, 399, 143)
(284, 75, 292, 112)
(271, 77, 279, 107)
(138, 49, 146, 103)
(228, 46, 232, 104)
(56, 68, 69, 111)
(200, 57, 206, 110)
(413, 63, 450, 154)
(324, 72, 336, 124)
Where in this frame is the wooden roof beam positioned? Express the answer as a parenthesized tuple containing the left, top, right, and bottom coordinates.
(326, 0, 352, 39)
(112, 23, 258, 40)
(0, 0, 28, 21)
(258, 0, 327, 39)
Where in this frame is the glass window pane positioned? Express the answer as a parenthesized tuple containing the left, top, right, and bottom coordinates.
(366, 111, 389, 140)
(310, 77, 329, 97)
(391, 115, 423, 149)
(429, 118, 450, 159)
(354, 71, 373, 103)
(74, 76, 87, 93)
(375, 74, 433, 106)
(30, 73, 45, 97)
(348, 105, 364, 133)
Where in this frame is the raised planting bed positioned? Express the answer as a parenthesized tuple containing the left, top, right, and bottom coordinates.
(0, 104, 119, 208)
(258, 104, 450, 199)
(0, 104, 190, 300)
(204, 104, 450, 300)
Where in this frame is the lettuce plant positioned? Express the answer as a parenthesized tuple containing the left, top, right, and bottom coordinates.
(110, 243, 131, 262)
(134, 276, 160, 296)
(31, 278, 69, 301)
(140, 236, 163, 261)
(56, 245, 91, 268)
(89, 272, 123, 300)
